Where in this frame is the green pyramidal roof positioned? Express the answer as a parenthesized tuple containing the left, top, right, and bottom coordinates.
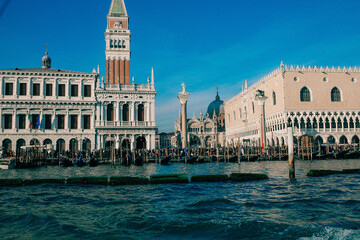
(109, 0, 127, 16)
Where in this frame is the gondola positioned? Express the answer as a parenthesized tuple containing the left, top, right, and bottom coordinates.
(332, 150, 349, 159)
(61, 158, 74, 167)
(196, 157, 205, 163)
(228, 156, 238, 162)
(345, 150, 360, 159)
(121, 157, 131, 166)
(76, 159, 87, 167)
(186, 156, 198, 164)
(89, 158, 99, 167)
(160, 156, 171, 165)
(134, 156, 144, 166)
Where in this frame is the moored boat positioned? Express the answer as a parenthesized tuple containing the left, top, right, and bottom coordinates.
(0, 158, 15, 169)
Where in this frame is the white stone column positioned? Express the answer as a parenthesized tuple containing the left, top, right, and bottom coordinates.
(55, 79, 58, 99)
(151, 102, 155, 124)
(119, 103, 122, 124)
(65, 111, 69, 131)
(41, 79, 45, 99)
(52, 110, 56, 130)
(0, 77, 3, 97)
(13, 111, 17, 131)
(79, 113, 83, 131)
(130, 102, 135, 123)
(0, 110, 3, 132)
(15, 78, 19, 98)
(134, 103, 138, 123)
(28, 79, 32, 98)
(146, 134, 150, 149)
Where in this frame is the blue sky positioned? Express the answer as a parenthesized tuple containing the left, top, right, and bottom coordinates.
(1, 0, 360, 132)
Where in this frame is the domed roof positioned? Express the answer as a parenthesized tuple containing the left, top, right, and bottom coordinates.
(207, 92, 224, 118)
(42, 51, 51, 69)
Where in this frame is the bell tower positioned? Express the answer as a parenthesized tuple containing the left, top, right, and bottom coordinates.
(105, 0, 131, 85)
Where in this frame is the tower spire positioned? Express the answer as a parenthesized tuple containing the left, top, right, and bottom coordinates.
(215, 85, 220, 100)
(109, 0, 128, 16)
(105, 0, 131, 85)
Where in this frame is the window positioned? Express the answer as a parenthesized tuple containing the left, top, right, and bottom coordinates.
(83, 115, 91, 129)
(45, 115, 52, 129)
(84, 85, 91, 97)
(32, 115, 40, 129)
(233, 111, 236, 120)
(18, 114, 26, 129)
(19, 83, 27, 96)
(46, 84, 52, 96)
(33, 83, 40, 96)
(5, 83, 13, 95)
(138, 104, 144, 121)
(122, 104, 129, 121)
(70, 115, 78, 129)
(4, 114, 12, 129)
(331, 87, 341, 102)
(252, 102, 255, 113)
(239, 109, 242, 119)
(57, 115, 65, 129)
(58, 84, 65, 96)
(71, 84, 78, 97)
(300, 87, 311, 102)
(272, 91, 276, 105)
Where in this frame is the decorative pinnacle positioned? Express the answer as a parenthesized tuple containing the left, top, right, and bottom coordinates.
(151, 67, 155, 85)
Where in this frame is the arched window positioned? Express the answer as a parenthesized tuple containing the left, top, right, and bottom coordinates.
(252, 102, 255, 113)
(272, 91, 276, 105)
(122, 104, 129, 121)
(233, 111, 236, 120)
(239, 108, 242, 119)
(137, 104, 144, 121)
(107, 103, 114, 121)
(244, 107, 247, 119)
(331, 87, 341, 102)
(300, 87, 311, 102)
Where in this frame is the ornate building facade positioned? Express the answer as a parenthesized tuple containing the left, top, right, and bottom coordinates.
(94, 0, 157, 151)
(174, 90, 225, 148)
(0, 53, 98, 155)
(225, 62, 360, 148)
(0, 0, 157, 155)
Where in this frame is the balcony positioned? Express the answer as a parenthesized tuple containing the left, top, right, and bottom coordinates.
(95, 121, 155, 128)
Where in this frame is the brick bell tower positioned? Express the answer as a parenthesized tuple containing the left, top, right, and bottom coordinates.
(105, 0, 131, 85)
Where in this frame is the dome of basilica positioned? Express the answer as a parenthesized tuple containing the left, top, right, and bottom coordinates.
(207, 92, 224, 118)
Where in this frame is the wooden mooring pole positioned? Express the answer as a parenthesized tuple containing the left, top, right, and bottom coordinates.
(288, 126, 295, 178)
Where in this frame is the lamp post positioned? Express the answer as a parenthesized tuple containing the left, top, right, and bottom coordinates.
(255, 90, 268, 155)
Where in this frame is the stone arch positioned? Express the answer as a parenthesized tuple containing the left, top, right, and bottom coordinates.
(314, 136, 323, 146)
(69, 138, 78, 153)
(327, 135, 335, 144)
(351, 135, 359, 144)
(281, 137, 285, 146)
(56, 139, 65, 153)
(343, 117, 348, 129)
(82, 138, 91, 153)
(189, 134, 201, 147)
(137, 104, 144, 122)
(122, 139, 131, 150)
(339, 135, 348, 144)
(30, 138, 40, 146)
(107, 103, 114, 121)
(204, 136, 212, 147)
(122, 104, 129, 121)
(43, 139, 52, 146)
(136, 136, 146, 150)
(2, 139, 12, 156)
(16, 139, 26, 152)
(331, 117, 336, 129)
